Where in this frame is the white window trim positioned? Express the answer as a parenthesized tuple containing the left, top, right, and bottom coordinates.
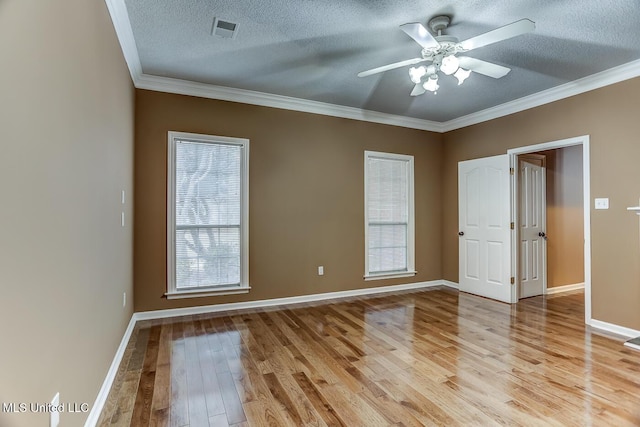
(364, 150, 416, 281)
(166, 131, 250, 299)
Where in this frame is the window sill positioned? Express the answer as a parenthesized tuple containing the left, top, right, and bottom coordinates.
(364, 271, 417, 281)
(165, 285, 251, 300)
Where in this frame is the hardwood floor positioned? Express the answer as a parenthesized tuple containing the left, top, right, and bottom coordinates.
(97, 287, 640, 426)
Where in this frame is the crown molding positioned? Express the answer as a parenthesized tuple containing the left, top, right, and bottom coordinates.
(105, 0, 640, 133)
(104, 0, 142, 79)
(441, 59, 640, 132)
(135, 74, 445, 132)
(103, 0, 441, 132)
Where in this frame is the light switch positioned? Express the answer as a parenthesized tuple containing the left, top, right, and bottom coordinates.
(594, 198, 609, 210)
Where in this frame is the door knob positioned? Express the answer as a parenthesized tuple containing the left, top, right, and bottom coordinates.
(538, 231, 547, 240)
(458, 231, 464, 236)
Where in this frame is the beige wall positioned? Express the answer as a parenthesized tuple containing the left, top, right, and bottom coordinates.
(538, 147, 584, 288)
(0, 1, 134, 426)
(4, 2, 640, 421)
(134, 90, 443, 312)
(442, 77, 640, 329)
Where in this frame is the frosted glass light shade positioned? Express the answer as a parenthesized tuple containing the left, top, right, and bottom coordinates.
(454, 68, 472, 85)
(440, 55, 459, 75)
(409, 66, 427, 84)
(423, 75, 439, 92)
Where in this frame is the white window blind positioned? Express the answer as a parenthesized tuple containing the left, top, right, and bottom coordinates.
(167, 132, 249, 297)
(365, 151, 415, 279)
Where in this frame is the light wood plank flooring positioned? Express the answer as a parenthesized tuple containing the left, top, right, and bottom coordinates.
(97, 287, 640, 426)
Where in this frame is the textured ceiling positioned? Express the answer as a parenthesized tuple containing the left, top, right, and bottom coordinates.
(123, 0, 640, 122)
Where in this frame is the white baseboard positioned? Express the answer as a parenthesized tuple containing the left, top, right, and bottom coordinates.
(134, 280, 448, 321)
(624, 336, 640, 351)
(91, 278, 640, 426)
(545, 282, 585, 295)
(84, 315, 136, 427)
(589, 319, 640, 340)
(86, 279, 450, 425)
(441, 280, 459, 289)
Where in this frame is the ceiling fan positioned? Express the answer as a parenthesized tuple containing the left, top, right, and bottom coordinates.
(358, 16, 535, 96)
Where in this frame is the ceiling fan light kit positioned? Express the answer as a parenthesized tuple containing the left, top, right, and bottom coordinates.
(453, 67, 471, 85)
(440, 55, 460, 75)
(423, 75, 440, 92)
(358, 15, 535, 97)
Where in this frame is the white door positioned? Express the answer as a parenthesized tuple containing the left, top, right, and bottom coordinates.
(518, 155, 546, 298)
(458, 155, 513, 303)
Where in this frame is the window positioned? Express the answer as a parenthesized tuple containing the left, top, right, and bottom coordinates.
(364, 151, 415, 280)
(167, 132, 249, 298)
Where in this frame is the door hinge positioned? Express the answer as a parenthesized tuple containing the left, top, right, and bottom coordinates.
(510, 222, 514, 230)
(510, 277, 515, 285)
(510, 167, 514, 175)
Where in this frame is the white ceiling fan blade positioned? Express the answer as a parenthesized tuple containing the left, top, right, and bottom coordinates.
(357, 57, 426, 78)
(400, 23, 440, 49)
(459, 19, 535, 51)
(458, 56, 511, 78)
(410, 83, 426, 96)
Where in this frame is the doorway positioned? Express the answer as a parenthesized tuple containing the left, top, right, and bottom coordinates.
(457, 135, 591, 324)
(509, 136, 591, 323)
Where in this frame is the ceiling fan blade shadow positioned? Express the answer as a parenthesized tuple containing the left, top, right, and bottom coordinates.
(410, 83, 426, 96)
(263, 47, 370, 74)
(496, 34, 640, 80)
(362, 70, 416, 115)
(458, 56, 511, 78)
(358, 57, 427, 77)
(400, 23, 440, 49)
(459, 19, 535, 51)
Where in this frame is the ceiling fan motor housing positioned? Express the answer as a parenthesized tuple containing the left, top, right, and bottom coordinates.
(422, 37, 461, 61)
(429, 16, 451, 34)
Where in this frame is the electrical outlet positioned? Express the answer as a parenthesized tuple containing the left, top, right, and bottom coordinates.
(123, 292, 126, 308)
(318, 266, 324, 276)
(50, 393, 60, 427)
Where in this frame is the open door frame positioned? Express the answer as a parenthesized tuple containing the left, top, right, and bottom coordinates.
(508, 135, 591, 324)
